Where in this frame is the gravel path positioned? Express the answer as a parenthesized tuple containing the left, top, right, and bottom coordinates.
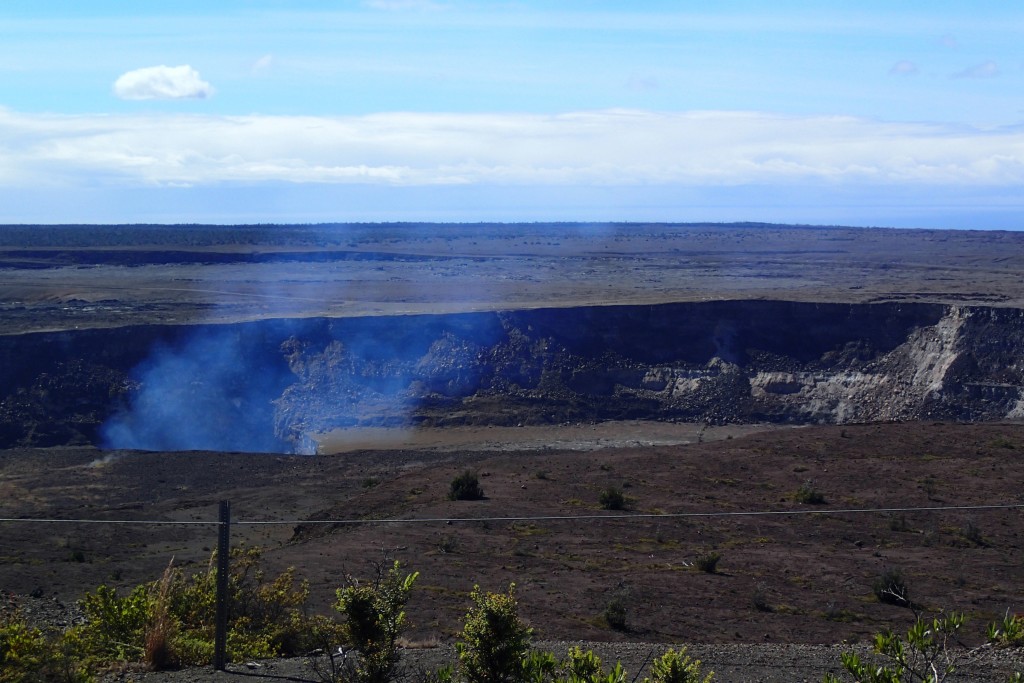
(96, 641, 1024, 683)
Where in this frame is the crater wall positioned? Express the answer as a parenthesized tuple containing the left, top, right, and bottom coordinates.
(2, 301, 1021, 453)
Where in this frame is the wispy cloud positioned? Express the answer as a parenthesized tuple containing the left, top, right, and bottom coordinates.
(251, 54, 274, 74)
(113, 65, 214, 100)
(889, 60, 919, 76)
(952, 60, 1000, 79)
(939, 34, 959, 49)
(2, 108, 1023, 190)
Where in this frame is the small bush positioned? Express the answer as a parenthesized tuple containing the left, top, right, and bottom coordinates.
(793, 480, 825, 505)
(643, 647, 714, 683)
(598, 487, 626, 511)
(69, 584, 153, 665)
(333, 560, 418, 683)
(828, 611, 1024, 682)
(0, 611, 93, 683)
(65, 546, 326, 670)
(990, 436, 1016, 449)
(449, 471, 485, 501)
(873, 567, 910, 607)
(988, 612, 1024, 647)
(561, 646, 625, 683)
(751, 583, 772, 612)
(603, 597, 628, 631)
(456, 584, 532, 683)
(919, 475, 939, 501)
(694, 551, 721, 574)
(960, 519, 985, 546)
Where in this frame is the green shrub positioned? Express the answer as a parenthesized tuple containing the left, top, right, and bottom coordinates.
(449, 471, 485, 501)
(960, 519, 985, 546)
(161, 546, 315, 664)
(793, 480, 825, 505)
(603, 597, 627, 631)
(643, 648, 713, 683)
(751, 583, 772, 613)
(824, 612, 966, 682)
(1, 612, 50, 683)
(0, 611, 92, 683)
(66, 546, 323, 670)
(456, 584, 533, 683)
(873, 568, 910, 607)
(827, 611, 1024, 682)
(333, 560, 418, 683)
(988, 612, 1024, 648)
(561, 646, 626, 683)
(68, 584, 152, 665)
(694, 551, 721, 574)
(598, 487, 626, 511)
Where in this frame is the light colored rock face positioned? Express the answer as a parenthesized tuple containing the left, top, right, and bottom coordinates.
(906, 305, 965, 395)
(626, 306, 1023, 425)
(1008, 398, 1024, 420)
(739, 311, 964, 423)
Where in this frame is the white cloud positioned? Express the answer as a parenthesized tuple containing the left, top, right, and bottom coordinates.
(2, 108, 1024, 190)
(939, 34, 959, 49)
(889, 60, 919, 76)
(113, 65, 214, 100)
(952, 61, 1000, 79)
(252, 54, 274, 73)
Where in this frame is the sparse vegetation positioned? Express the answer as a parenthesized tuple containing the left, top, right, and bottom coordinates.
(872, 568, 910, 607)
(449, 470, 485, 501)
(794, 480, 826, 505)
(751, 583, 772, 612)
(456, 584, 532, 683)
(959, 519, 985, 546)
(598, 486, 626, 511)
(6, 551, 1022, 683)
(919, 475, 939, 501)
(644, 647, 714, 683)
(330, 560, 418, 683)
(694, 551, 721, 574)
(603, 595, 628, 631)
(0, 610, 92, 683)
(825, 611, 1024, 683)
(988, 611, 1024, 648)
(989, 436, 1016, 449)
(61, 547, 331, 673)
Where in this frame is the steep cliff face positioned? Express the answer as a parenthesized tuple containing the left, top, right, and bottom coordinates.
(1, 301, 1021, 453)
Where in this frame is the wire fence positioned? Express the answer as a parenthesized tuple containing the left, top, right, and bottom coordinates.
(3, 500, 1022, 670)
(3, 501, 1022, 527)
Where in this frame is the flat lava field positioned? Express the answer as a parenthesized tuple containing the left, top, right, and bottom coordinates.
(3, 223, 1024, 334)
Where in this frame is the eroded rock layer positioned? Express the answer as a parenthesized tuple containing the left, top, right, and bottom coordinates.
(1, 301, 1022, 452)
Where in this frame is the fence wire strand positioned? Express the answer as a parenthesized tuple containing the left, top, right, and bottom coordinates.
(1, 502, 1021, 527)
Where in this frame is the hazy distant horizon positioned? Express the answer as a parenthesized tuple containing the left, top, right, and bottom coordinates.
(2, 2, 1022, 229)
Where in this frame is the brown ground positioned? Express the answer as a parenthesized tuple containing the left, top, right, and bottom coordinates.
(2, 423, 1022, 648)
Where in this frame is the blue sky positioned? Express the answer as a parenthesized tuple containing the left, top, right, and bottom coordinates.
(1, 1, 1023, 227)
